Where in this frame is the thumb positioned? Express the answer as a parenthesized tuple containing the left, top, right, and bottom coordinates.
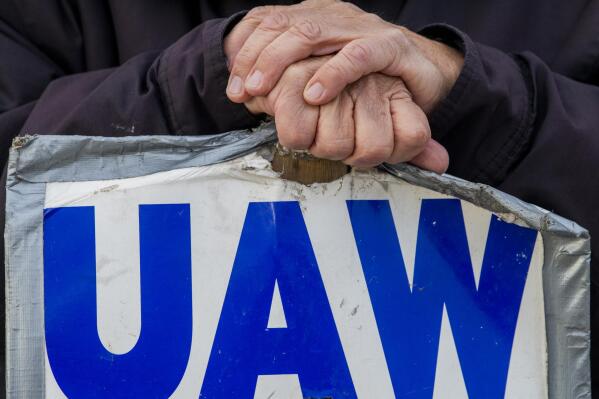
(407, 139, 449, 174)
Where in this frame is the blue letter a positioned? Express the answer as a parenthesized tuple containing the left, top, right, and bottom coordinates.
(200, 202, 356, 398)
(347, 199, 537, 399)
(44, 204, 193, 398)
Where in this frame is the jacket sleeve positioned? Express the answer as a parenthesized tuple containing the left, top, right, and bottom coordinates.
(0, 13, 258, 141)
(421, 24, 598, 387)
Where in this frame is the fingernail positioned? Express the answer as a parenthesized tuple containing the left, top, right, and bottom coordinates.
(228, 75, 243, 95)
(246, 70, 263, 89)
(305, 82, 324, 101)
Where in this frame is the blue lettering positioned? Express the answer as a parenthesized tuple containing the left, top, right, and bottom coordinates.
(43, 205, 193, 398)
(200, 202, 356, 398)
(347, 199, 537, 398)
(43, 199, 537, 398)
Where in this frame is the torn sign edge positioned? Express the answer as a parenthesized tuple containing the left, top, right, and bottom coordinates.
(4, 122, 590, 398)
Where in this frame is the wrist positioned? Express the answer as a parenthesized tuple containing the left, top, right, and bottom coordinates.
(404, 29, 464, 107)
(428, 38, 464, 98)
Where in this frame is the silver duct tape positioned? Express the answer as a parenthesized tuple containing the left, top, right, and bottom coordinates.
(5, 122, 590, 398)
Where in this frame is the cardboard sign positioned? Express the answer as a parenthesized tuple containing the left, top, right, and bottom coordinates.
(5, 132, 590, 398)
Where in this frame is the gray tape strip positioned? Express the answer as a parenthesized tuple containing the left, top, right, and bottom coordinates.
(11, 124, 277, 184)
(5, 123, 590, 398)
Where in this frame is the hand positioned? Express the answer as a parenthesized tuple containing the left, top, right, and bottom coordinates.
(244, 57, 449, 172)
(226, 0, 463, 113)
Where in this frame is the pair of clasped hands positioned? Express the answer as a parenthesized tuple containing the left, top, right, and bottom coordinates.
(225, 0, 463, 172)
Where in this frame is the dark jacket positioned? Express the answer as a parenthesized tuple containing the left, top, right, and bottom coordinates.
(1, 0, 598, 392)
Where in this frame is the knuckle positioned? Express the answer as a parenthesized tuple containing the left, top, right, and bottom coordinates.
(356, 73, 380, 94)
(247, 5, 275, 18)
(344, 42, 372, 65)
(304, 0, 337, 6)
(324, 60, 352, 79)
(361, 12, 383, 24)
(275, 99, 316, 150)
(278, 130, 313, 149)
(277, 131, 294, 149)
(387, 27, 410, 49)
(285, 62, 311, 81)
(392, 85, 413, 100)
(236, 16, 260, 30)
(259, 45, 279, 65)
(401, 124, 430, 149)
(260, 11, 290, 30)
(245, 8, 261, 20)
(231, 47, 255, 70)
(333, 0, 359, 12)
(351, 145, 392, 166)
(311, 138, 354, 160)
(290, 20, 322, 41)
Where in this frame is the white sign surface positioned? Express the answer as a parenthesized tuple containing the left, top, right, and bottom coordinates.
(42, 154, 546, 398)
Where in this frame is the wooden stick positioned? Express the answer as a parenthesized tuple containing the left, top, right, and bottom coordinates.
(271, 144, 349, 185)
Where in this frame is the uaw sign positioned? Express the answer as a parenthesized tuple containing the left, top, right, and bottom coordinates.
(5, 128, 590, 399)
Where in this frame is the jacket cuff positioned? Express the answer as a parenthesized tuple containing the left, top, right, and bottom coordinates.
(418, 24, 535, 185)
(158, 12, 261, 134)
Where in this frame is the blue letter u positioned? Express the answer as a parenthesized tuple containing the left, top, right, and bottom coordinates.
(43, 204, 193, 398)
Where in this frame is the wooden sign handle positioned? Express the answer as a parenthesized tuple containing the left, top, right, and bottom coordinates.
(271, 144, 349, 185)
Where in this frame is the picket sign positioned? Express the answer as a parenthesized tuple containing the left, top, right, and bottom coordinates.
(5, 130, 591, 399)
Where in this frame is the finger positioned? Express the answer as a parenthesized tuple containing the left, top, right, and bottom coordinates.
(304, 36, 397, 105)
(243, 95, 271, 116)
(244, 19, 339, 97)
(344, 90, 394, 167)
(224, 18, 263, 68)
(268, 58, 329, 149)
(272, 71, 320, 150)
(275, 95, 319, 150)
(227, 11, 291, 103)
(387, 98, 431, 164)
(408, 139, 449, 174)
(310, 92, 355, 160)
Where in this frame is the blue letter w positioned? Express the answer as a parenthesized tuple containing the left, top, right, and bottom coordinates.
(347, 199, 537, 398)
(43, 205, 193, 398)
